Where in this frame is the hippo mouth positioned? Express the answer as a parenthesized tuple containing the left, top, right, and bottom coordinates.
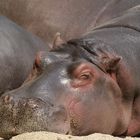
(0, 96, 70, 138)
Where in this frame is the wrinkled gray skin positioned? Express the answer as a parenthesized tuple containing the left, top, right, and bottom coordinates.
(0, 0, 140, 44)
(0, 4, 140, 140)
(0, 16, 49, 96)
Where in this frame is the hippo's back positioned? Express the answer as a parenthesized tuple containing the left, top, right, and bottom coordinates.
(0, 16, 48, 95)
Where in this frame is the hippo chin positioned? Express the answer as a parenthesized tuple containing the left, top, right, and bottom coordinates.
(0, 5, 140, 139)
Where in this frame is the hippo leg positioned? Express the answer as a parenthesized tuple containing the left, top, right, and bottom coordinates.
(127, 94, 140, 136)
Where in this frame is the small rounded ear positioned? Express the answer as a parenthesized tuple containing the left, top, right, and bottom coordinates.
(34, 51, 48, 70)
(26, 51, 48, 82)
(23, 63, 41, 84)
(102, 56, 122, 72)
(52, 32, 65, 49)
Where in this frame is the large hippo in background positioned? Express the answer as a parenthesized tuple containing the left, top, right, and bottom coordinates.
(0, 6, 140, 138)
(0, 0, 140, 44)
(0, 16, 48, 96)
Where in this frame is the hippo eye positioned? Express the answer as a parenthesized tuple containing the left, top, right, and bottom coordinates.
(79, 72, 91, 80)
(70, 63, 94, 88)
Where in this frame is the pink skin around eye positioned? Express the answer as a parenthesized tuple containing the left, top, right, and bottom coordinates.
(71, 63, 94, 88)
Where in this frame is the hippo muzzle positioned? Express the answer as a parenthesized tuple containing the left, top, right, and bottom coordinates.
(0, 93, 70, 138)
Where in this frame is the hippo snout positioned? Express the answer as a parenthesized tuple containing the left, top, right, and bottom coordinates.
(0, 95, 50, 111)
(0, 94, 70, 138)
(0, 95, 50, 138)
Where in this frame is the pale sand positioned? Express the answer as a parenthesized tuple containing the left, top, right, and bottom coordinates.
(0, 132, 138, 140)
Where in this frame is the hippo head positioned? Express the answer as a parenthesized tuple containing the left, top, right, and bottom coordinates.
(0, 39, 133, 138)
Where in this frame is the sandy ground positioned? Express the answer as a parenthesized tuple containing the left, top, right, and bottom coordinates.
(0, 132, 139, 140)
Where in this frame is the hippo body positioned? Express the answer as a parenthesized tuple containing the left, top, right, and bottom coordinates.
(0, 0, 140, 44)
(0, 5, 140, 139)
(0, 16, 48, 95)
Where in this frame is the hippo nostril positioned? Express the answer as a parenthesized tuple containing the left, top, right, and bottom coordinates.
(22, 98, 42, 109)
(28, 100, 39, 109)
(3, 95, 13, 104)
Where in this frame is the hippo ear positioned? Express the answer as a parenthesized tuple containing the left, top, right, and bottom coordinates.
(52, 32, 65, 49)
(24, 51, 48, 83)
(102, 55, 122, 72)
(23, 52, 46, 83)
(34, 51, 47, 69)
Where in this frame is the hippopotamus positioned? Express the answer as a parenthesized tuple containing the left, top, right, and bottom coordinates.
(0, 0, 140, 44)
(0, 16, 48, 96)
(0, 5, 140, 139)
